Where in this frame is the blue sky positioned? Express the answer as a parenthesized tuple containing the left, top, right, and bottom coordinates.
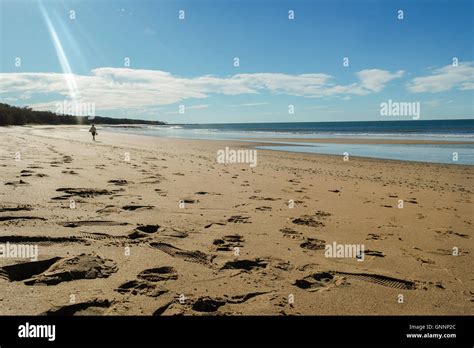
(0, 0, 473, 123)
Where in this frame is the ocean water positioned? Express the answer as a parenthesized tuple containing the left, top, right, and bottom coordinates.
(100, 120, 474, 165)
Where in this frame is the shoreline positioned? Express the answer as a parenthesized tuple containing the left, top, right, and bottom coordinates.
(96, 128, 474, 167)
(253, 145, 474, 168)
(240, 137, 474, 145)
(28, 124, 470, 167)
(16, 124, 474, 167)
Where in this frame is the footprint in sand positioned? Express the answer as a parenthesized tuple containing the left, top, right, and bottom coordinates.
(428, 248, 469, 256)
(366, 233, 387, 240)
(292, 216, 324, 228)
(221, 258, 268, 271)
(22, 254, 117, 285)
(96, 205, 121, 214)
(154, 188, 167, 196)
(115, 280, 168, 297)
(128, 225, 160, 239)
(149, 242, 215, 266)
(227, 215, 251, 224)
(122, 205, 154, 211)
(280, 227, 304, 241)
(204, 222, 226, 229)
(255, 206, 272, 211)
(43, 299, 111, 316)
(108, 179, 129, 186)
(434, 229, 469, 239)
(20, 169, 34, 177)
(61, 155, 73, 164)
(161, 228, 189, 238)
(249, 196, 280, 201)
(156, 292, 271, 315)
(195, 191, 221, 196)
(135, 225, 160, 233)
(0, 257, 61, 282)
(295, 270, 419, 291)
(364, 250, 385, 258)
(0, 204, 33, 212)
(53, 188, 121, 200)
(294, 271, 346, 292)
(0, 254, 117, 285)
(137, 266, 178, 282)
(180, 198, 199, 204)
(78, 231, 129, 241)
(4, 179, 29, 187)
(117, 266, 176, 297)
(0, 216, 45, 222)
(63, 220, 129, 228)
(190, 292, 270, 313)
(213, 234, 244, 251)
(19, 170, 47, 178)
(0, 235, 85, 246)
(292, 211, 331, 228)
(300, 238, 326, 251)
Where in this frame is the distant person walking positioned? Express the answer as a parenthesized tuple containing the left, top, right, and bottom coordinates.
(89, 124, 97, 141)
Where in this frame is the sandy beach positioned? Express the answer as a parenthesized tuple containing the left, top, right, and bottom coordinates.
(0, 125, 472, 315)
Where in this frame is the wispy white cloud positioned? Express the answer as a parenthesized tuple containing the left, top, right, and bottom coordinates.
(357, 69, 404, 92)
(424, 99, 443, 107)
(304, 105, 328, 109)
(227, 102, 269, 107)
(423, 98, 454, 108)
(407, 62, 474, 93)
(186, 104, 209, 110)
(0, 67, 404, 112)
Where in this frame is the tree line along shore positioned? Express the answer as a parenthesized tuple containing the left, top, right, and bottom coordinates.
(0, 104, 166, 126)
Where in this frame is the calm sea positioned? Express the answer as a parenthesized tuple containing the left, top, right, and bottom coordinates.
(101, 119, 474, 165)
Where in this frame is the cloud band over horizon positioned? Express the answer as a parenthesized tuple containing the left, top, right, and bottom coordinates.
(0, 62, 472, 115)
